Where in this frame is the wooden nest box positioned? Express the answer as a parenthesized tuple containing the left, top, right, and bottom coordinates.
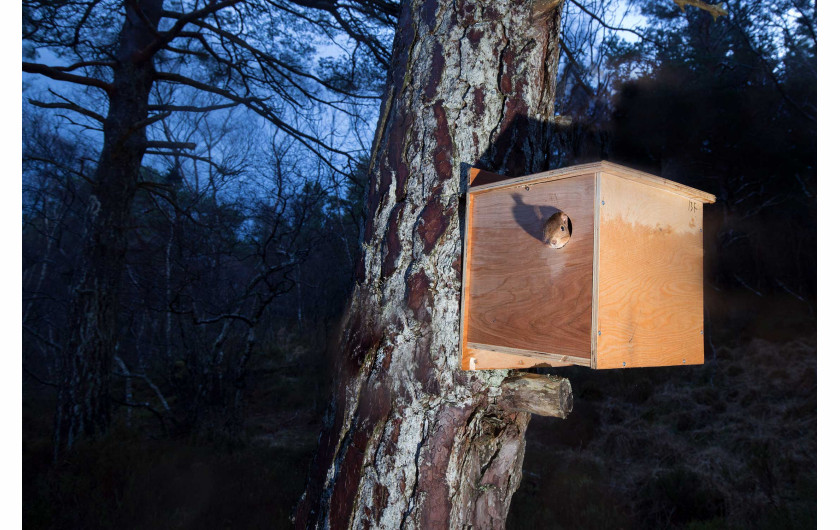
(460, 161, 716, 370)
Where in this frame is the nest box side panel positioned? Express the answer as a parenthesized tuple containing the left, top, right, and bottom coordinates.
(463, 174, 595, 369)
(595, 172, 705, 369)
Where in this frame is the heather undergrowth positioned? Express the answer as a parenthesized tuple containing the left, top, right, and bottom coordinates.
(24, 295, 816, 529)
(509, 296, 816, 529)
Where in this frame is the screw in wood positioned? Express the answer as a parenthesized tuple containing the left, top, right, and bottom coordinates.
(682, 359, 686, 364)
(622, 362, 626, 367)
(598, 330, 601, 335)
(601, 200, 605, 205)
(700, 330, 704, 334)
(525, 186, 530, 191)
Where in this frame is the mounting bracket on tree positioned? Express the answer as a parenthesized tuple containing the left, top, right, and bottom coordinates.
(459, 161, 715, 371)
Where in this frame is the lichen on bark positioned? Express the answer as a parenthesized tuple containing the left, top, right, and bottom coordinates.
(295, 1, 565, 528)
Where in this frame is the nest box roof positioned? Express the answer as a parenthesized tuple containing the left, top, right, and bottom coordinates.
(468, 161, 717, 204)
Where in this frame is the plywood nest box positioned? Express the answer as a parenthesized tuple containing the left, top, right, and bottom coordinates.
(460, 161, 716, 370)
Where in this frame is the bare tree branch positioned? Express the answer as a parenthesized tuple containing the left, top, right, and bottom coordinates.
(145, 140, 197, 150)
(111, 396, 169, 435)
(50, 60, 116, 72)
(154, 71, 357, 174)
(568, 0, 650, 42)
(24, 365, 59, 388)
(139, 0, 244, 61)
(22, 61, 112, 92)
(113, 355, 172, 413)
(148, 102, 239, 113)
(132, 111, 172, 130)
(557, 38, 595, 97)
(29, 98, 105, 123)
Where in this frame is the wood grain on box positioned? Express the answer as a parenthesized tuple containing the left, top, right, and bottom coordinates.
(464, 174, 595, 359)
(595, 171, 705, 368)
(460, 161, 714, 371)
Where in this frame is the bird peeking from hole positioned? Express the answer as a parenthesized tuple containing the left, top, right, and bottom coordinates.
(543, 211, 571, 249)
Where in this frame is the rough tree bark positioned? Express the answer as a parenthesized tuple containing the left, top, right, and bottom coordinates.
(54, 0, 164, 454)
(295, 0, 567, 527)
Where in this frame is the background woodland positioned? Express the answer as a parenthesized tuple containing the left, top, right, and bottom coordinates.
(23, 0, 815, 528)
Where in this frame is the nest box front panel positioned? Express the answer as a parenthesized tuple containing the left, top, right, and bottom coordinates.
(595, 172, 705, 369)
(462, 174, 595, 369)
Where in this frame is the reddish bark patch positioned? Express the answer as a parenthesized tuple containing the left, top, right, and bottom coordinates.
(389, 1, 416, 95)
(424, 43, 445, 101)
(500, 71, 517, 96)
(467, 27, 484, 46)
(394, 163, 410, 202)
(329, 380, 392, 529)
(357, 380, 392, 428)
(472, 86, 485, 115)
(344, 310, 381, 374)
(416, 196, 449, 253)
(385, 417, 402, 456)
(294, 393, 346, 529)
(505, 96, 530, 119)
(378, 169, 391, 206)
(329, 430, 367, 530)
(380, 344, 393, 372)
(432, 102, 453, 181)
(500, 42, 516, 94)
(472, 413, 530, 528)
(420, 0, 438, 28)
(413, 338, 441, 396)
(388, 109, 412, 201)
(416, 406, 472, 528)
(380, 325, 403, 374)
(452, 255, 462, 279)
(500, 72, 512, 95)
(354, 256, 366, 284)
(371, 483, 390, 524)
(405, 268, 432, 323)
(362, 171, 384, 243)
(381, 202, 406, 278)
(456, 0, 476, 25)
(484, 4, 502, 21)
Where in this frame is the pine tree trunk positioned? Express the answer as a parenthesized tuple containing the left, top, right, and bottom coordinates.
(295, 1, 564, 527)
(54, 0, 163, 454)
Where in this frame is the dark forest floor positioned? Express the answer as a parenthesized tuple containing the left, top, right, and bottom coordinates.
(23, 290, 816, 529)
(509, 290, 817, 529)
(23, 346, 326, 529)
(509, 336, 816, 529)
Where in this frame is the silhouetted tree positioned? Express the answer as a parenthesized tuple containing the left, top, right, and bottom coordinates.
(23, 0, 397, 452)
(608, 0, 816, 298)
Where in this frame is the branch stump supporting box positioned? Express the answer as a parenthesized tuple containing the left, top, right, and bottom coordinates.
(460, 161, 716, 370)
